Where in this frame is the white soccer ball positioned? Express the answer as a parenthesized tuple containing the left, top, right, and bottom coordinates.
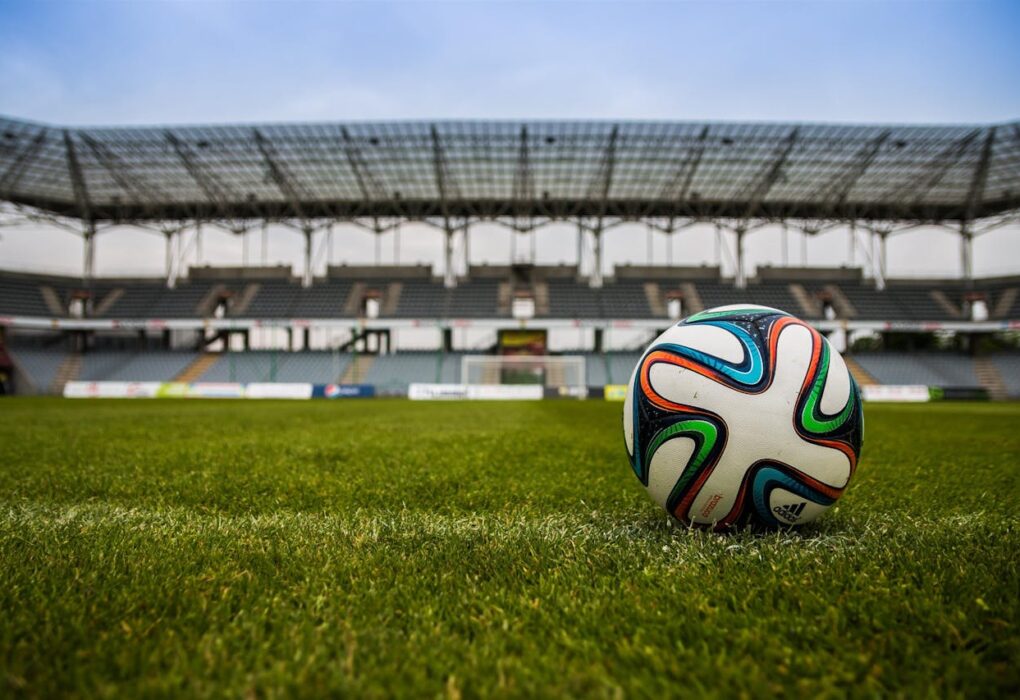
(623, 304, 863, 529)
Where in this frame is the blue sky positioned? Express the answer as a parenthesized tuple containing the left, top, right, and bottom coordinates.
(0, 0, 1018, 278)
(2, 0, 1018, 125)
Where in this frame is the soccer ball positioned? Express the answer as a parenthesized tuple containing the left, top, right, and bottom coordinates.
(623, 304, 863, 529)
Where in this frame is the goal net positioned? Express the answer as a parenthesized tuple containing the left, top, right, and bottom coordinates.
(461, 355, 587, 391)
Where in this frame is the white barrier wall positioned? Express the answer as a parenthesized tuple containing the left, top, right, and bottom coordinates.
(408, 383, 469, 400)
(188, 383, 245, 399)
(62, 380, 935, 403)
(245, 383, 314, 400)
(861, 385, 931, 402)
(64, 382, 163, 399)
(66, 381, 279, 399)
(466, 385, 544, 400)
(408, 383, 544, 400)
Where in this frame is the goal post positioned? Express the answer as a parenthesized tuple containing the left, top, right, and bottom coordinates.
(461, 355, 587, 391)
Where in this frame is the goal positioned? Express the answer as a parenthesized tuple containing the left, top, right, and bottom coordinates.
(461, 355, 587, 391)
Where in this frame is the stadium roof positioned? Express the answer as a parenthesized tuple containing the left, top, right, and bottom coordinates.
(1, 115, 1018, 225)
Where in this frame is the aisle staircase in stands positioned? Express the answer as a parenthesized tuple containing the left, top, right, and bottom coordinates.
(679, 283, 704, 315)
(974, 357, 1009, 401)
(342, 355, 375, 384)
(992, 288, 1017, 319)
(49, 353, 81, 394)
(842, 355, 877, 387)
(789, 284, 822, 318)
(175, 353, 219, 382)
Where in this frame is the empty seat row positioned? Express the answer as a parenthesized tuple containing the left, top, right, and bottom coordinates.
(200, 351, 350, 383)
(78, 351, 199, 382)
(3, 272, 1019, 321)
(853, 353, 981, 388)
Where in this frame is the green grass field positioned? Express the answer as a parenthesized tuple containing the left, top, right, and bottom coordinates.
(0, 398, 1017, 698)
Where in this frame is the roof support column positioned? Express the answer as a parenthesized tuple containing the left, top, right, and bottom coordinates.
(667, 228, 674, 264)
(82, 221, 96, 284)
(871, 230, 887, 291)
(393, 222, 401, 264)
(646, 223, 653, 265)
(443, 224, 456, 288)
(714, 223, 722, 267)
(960, 222, 974, 287)
(879, 232, 888, 289)
(261, 221, 269, 266)
(591, 224, 603, 288)
(847, 221, 856, 267)
(165, 229, 176, 289)
(464, 222, 471, 271)
(326, 223, 334, 266)
(734, 226, 747, 289)
(195, 222, 203, 266)
(781, 223, 789, 267)
(302, 226, 314, 288)
(576, 222, 585, 277)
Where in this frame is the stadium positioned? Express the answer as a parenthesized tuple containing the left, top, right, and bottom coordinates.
(2, 116, 1019, 399)
(1, 3, 1018, 697)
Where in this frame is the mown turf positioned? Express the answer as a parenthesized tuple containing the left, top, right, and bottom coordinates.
(0, 398, 1017, 698)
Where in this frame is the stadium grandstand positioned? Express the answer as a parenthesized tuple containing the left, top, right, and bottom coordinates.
(1, 115, 1019, 398)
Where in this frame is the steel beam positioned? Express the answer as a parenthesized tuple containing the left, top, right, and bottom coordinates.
(431, 126, 460, 287)
(0, 129, 47, 196)
(63, 131, 92, 224)
(741, 129, 798, 222)
(964, 127, 996, 223)
(253, 129, 308, 223)
(512, 126, 534, 221)
(811, 130, 890, 216)
(885, 130, 981, 208)
(661, 126, 709, 207)
(339, 127, 386, 202)
(585, 127, 618, 288)
(165, 131, 235, 217)
(588, 126, 620, 213)
(430, 126, 455, 217)
(80, 133, 162, 207)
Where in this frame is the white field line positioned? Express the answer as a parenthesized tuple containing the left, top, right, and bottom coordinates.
(0, 502, 1012, 559)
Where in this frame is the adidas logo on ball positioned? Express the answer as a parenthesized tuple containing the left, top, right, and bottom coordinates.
(773, 502, 807, 523)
